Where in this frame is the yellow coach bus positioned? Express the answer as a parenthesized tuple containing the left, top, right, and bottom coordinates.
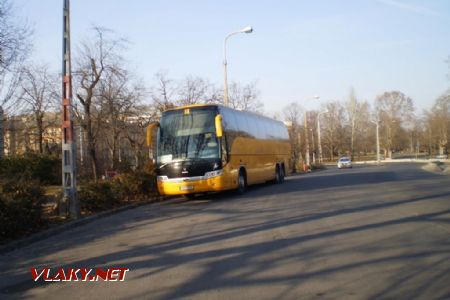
(147, 104, 291, 197)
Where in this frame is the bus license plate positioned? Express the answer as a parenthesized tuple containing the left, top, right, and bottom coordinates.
(180, 185, 194, 191)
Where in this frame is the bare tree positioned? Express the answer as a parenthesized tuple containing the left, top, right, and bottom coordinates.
(346, 88, 358, 160)
(227, 81, 263, 113)
(0, 0, 31, 157)
(322, 101, 347, 160)
(19, 64, 58, 154)
(150, 70, 176, 113)
(122, 103, 156, 169)
(354, 100, 372, 157)
(100, 69, 146, 169)
(75, 27, 126, 180)
(99, 67, 127, 169)
(375, 91, 414, 158)
(283, 102, 303, 127)
(283, 102, 304, 171)
(345, 89, 375, 159)
(177, 75, 210, 106)
(428, 92, 450, 156)
(0, 0, 31, 85)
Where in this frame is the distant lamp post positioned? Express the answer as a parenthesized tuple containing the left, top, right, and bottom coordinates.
(310, 128, 316, 164)
(371, 118, 380, 165)
(317, 110, 328, 164)
(304, 95, 320, 168)
(223, 26, 253, 106)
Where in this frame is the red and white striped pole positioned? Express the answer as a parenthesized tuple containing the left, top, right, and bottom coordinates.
(61, 0, 79, 219)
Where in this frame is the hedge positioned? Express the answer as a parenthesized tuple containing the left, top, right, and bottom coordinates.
(79, 170, 157, 213)
(0, 181, 46, 243)
(0, 154, 61, 185)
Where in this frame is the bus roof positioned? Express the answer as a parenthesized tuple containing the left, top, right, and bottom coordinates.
(163, 103, 284, 125)
(163, 103, 218, 112)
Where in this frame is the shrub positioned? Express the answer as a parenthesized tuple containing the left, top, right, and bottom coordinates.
(115, 158, 134, 173)
(79, 181, 120, 213)
(79, 169, 157, 214)
(113, 171, 157, 201)
(0, 154, 61, 185)
(0, 181, 46, 243)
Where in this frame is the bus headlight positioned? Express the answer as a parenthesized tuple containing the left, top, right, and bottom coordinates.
(204, 170, 223, 179)
(157, 175, 169, 182)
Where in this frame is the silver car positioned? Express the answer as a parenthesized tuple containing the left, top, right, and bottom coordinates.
(338, 157, 352, 169)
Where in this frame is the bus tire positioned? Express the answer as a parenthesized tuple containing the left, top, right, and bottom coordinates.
(274, 164, 282, 184)
(183, 194, 196, 200)
(280, 164, 285, 183)
(237, 169, 247, 194)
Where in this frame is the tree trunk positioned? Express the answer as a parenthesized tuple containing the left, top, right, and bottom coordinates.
(85, 114, 99, 181)
(109, 135, 117, 170)
(36, 114, 44, 154)
(88, 140, 98, 181)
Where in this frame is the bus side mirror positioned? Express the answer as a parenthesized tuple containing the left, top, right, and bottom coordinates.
(146, 122, 160, 146)
(215, 115, 223, 138)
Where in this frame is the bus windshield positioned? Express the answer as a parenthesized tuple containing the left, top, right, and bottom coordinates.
(158, 108, 220, 164)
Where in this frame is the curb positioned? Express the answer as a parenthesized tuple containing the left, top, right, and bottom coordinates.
(0, 199, 161, 255)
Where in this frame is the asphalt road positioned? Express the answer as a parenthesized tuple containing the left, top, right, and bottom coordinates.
(1, 163, 449, 299)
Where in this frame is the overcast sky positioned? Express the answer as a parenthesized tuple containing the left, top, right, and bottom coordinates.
(15, 0, 450, 114)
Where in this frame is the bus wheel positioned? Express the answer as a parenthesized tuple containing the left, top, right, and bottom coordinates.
(237, 170, 246, 194)
(280, 165, 285, 183)
(274, 165, 281, 184)
(183, 194, 196, 200)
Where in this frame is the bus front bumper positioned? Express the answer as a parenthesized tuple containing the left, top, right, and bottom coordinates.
(157, 171, 230, 195)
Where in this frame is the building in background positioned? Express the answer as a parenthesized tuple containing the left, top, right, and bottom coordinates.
(4, 112, 61, 155)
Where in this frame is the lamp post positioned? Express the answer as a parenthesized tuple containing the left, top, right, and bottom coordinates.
(223, 26, 253, 106)
(310, 128, 316, 165)
(304, 95, 320, 168)
(304, 110, 311, 168)
(371, 118, 380, 165)
(317, 110, 328, 164)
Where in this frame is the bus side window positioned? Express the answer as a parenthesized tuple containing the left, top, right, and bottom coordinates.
(274, 123, 281, 140)
(247, 115, 259, 139)
(257, 117, 267, 139)
(264, 120, 273, 140)
(222, 108, 237, 132)
(219, 108, 233, 159)
(248, 115, 258, 139)
(236, 112, 249, 137)
(272, 123, 279, 140)
(266, 122, 276, 140)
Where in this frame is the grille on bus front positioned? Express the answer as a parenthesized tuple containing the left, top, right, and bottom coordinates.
(157, 160, 221, 178)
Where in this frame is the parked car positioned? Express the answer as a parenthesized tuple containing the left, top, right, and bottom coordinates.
(338, 157, 352, 169)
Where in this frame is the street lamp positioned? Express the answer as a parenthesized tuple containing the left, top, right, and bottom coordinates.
(371, 118, 380, 165)
(304, 95, 320, 168)
(223, 26, 253, 106)
(310, 128, 316, 164)
(317, 110, 328, 164)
